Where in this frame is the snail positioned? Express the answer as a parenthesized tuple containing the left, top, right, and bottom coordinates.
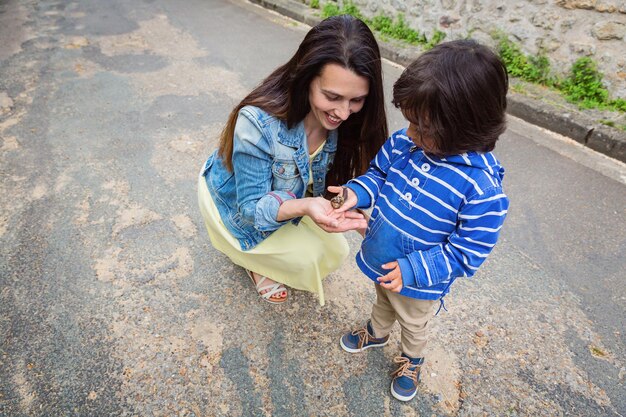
(330, 187, 348, 209)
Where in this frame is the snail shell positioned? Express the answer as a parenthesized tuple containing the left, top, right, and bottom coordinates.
(330, 187, 348, 209)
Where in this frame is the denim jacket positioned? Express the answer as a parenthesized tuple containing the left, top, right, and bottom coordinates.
(201, 105, 338, 251)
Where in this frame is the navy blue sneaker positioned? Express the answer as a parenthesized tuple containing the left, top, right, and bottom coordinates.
(340, 320, 389, 353)
(390, 354, 423, 401)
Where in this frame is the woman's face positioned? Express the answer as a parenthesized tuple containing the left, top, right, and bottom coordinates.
(307, 63, 369, 131)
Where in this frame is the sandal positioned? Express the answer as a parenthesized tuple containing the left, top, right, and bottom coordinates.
(245, 269, 288, 304)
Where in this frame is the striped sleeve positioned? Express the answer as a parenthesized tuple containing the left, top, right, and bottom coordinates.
(399, 187, 509, 288)
(346, 135, 398, 209)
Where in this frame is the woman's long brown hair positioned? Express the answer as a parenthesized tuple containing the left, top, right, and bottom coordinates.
(217, 15, 388, 187)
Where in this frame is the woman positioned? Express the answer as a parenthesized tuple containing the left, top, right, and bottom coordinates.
(198, 15, 388, 305)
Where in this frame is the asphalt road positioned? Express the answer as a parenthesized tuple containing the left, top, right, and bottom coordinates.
(1, 0, 625, 416)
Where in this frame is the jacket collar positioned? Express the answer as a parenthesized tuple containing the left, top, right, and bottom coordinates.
(277, 120, 305, 148)
(277, 120, 339, 152)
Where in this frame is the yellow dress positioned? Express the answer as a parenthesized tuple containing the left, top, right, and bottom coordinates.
(197, 142, 349, 306)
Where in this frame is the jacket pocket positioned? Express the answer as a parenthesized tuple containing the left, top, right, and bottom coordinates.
(362, 212, 384, 245)
(272, 159, 300, 191)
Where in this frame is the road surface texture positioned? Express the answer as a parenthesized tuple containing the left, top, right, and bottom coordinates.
(1, 0, 625, 416)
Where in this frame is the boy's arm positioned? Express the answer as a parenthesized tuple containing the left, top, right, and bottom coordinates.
(345, 134, 402, 209)
(397, 188, 509, 288)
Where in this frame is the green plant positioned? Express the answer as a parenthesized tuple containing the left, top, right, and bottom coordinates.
(322, 4, 425, 44)
(510, 83, 528, 94)
(495, 34, 552, 85)
(390, 14, 425, 44)
(371, 13, 425, 44)
(561, 57, 608, 109)
(311, 3, 625, 116)
(322, 1, 361, 19)
(528, 55, 552, 84)
(610, 98, 626, 112)
(558, 58, 626, 113)
(425, 29, 446, 50)
(321, 2, 340, 17)
(494, 35, 624, 113)
(370, 14, 392, 32)
(341, 1, 362, 19)
(598, 119, 625, 131)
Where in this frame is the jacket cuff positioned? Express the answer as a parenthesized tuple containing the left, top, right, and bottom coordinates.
(397, 257, 418, 288)
(345, 182, 372, 209)
(254, 191, 296, 231)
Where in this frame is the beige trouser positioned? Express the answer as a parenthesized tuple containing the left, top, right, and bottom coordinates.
(370, 284, 437, 358)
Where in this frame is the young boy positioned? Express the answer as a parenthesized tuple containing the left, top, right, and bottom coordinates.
(330, 39, 510, 401)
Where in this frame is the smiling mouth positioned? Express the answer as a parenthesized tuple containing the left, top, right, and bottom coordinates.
(326, 113, 341, 125)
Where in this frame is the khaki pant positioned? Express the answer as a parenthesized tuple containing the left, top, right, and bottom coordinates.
(370, 284, 437, 358)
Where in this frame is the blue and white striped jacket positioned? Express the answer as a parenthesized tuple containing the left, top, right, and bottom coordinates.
(346, 128, 509, 300)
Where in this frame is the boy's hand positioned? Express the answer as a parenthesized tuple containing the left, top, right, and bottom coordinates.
(377, 261, 403, 293)
(327, 185, 358, 213)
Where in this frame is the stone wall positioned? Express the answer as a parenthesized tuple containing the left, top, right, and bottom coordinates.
(325, 0, 626, 98)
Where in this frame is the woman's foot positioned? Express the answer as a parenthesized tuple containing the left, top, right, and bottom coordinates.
(245, 269, 288, 304)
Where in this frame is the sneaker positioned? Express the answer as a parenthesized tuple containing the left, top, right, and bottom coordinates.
(390, 354, 423, 401)
(340, 320, 389, 353)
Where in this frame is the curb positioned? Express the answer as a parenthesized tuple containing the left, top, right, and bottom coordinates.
(250, 0, 626, 163)
(506, 93, 626, 162)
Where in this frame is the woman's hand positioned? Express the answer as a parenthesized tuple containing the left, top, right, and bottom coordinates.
(320, 210, 368, 233)
(327, 185, 358, 213)
(307, 197, 367, 233)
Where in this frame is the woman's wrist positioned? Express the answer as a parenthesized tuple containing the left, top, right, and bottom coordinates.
(276, 197, 311, 222)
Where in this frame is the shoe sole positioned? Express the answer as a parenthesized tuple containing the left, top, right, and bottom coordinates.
(339, 336, 389, 353)
(390, 382, 417, 402)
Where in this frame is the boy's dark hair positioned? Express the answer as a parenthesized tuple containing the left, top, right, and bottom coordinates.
(392, 39, 508, 156)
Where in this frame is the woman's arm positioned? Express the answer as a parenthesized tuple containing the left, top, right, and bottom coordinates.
(232, 109, 366, 233)
(230, 113, 280, 229)
(278, 196, 367, 233)
(276, 197, 316, 221)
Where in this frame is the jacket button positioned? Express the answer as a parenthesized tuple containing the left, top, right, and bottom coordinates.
(421, 163, 430, 172)
(411, 177, 420, 186)
(278, 167, 285, 174)
(404, 192, 412, 200)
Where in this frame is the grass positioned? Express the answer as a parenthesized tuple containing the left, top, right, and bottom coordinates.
(599, 120, 626, 131)
(322, 2, 443, 48)
(495, 33, 554, 85)
(496, 33, 624, 113)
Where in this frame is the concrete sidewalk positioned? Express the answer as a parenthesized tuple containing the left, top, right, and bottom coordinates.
(251, 0, 626, 163)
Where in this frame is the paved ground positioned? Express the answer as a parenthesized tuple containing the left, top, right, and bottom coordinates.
(1, 0, 625, 416)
